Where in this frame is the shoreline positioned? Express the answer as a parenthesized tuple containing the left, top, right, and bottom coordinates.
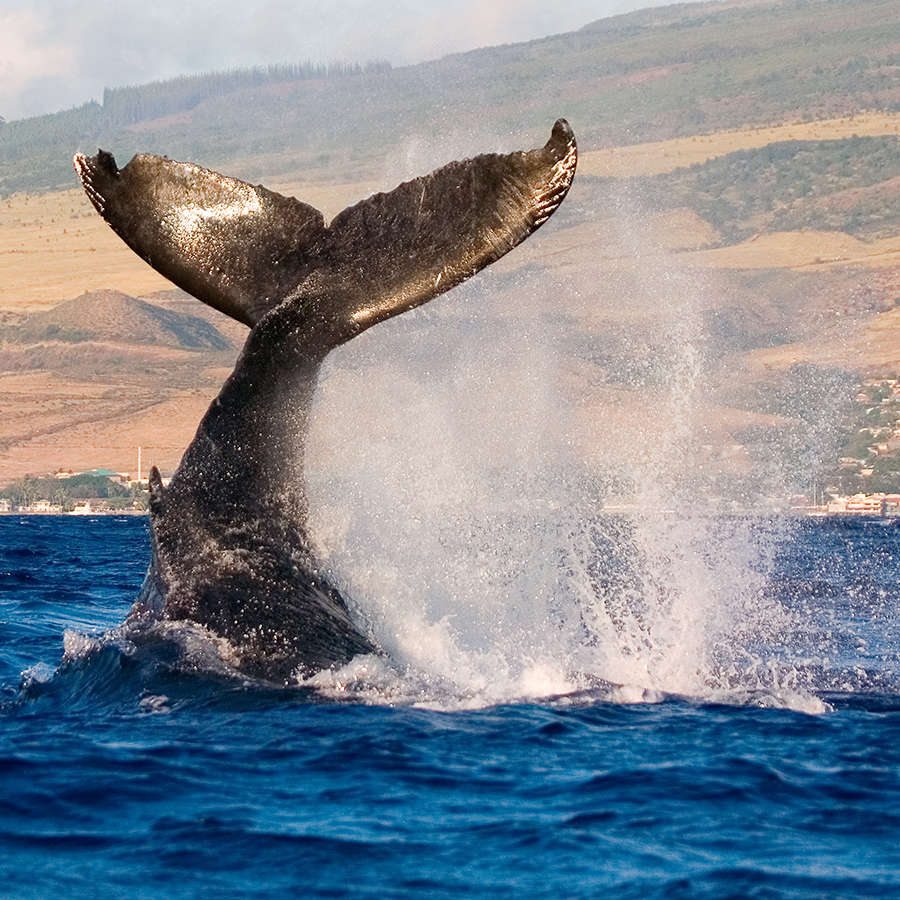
(0, 509, 147, 517)
(3, 508, 898, 521)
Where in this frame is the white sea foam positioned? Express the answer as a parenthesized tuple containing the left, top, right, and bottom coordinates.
(19, 662, 55, 688)
(138, 693, 172, 714)
(62, 628, 103, 661)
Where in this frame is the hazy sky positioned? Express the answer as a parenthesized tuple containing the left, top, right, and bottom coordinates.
(1, 0, 677, 121)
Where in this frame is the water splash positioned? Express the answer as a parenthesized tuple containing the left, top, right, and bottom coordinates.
(300, 225, 818, 710)
(37, 184, 860, 714)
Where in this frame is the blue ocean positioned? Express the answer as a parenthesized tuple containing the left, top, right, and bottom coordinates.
(2, 514, 900, 898)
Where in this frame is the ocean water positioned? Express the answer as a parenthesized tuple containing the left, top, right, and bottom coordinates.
(2, 514, 900, 898)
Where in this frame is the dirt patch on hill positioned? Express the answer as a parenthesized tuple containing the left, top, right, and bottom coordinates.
(683, 231, 900, 270)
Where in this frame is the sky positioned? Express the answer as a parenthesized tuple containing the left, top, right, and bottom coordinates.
(1, 0, 677, 121)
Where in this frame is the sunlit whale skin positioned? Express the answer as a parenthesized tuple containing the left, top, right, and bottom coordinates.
(73, 120, 577, 684)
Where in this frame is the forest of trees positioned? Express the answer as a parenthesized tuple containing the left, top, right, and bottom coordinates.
(595, 136, 900, 244)
(0, 474, 141, 507)
(100, 61, 391, 126)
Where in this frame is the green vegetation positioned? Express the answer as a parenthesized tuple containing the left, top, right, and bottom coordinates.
(620, 136, 900, 242)
(101, 62, 390, 126)
(0, 473, 148, 509)
(842, 430, 876, 461)
(819, 378, 900, 493)
(870, 455, 900, 492)
(732, 363, 858, 490)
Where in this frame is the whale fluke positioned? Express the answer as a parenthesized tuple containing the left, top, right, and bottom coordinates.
(73, 121, 578, 683)
(74, 119, 576, 343)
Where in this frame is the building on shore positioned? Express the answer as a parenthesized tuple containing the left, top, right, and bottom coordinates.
(819, 492, 900, 516)
(24, 500, 63, 514)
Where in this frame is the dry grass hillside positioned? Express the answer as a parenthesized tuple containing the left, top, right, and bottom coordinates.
(3, 129, 899, 490)
(4, 113, 897, 312)
(0, 289, 241, 481)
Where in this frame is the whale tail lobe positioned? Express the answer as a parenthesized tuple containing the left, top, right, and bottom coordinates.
(74, 120, 577, 342)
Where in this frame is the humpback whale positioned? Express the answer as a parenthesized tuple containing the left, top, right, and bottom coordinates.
(73, 120, 577, 684)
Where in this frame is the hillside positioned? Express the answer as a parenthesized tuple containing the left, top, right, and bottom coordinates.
(1, 0, 898, 195)
(608, 136, 900, 243)
(4, 290, 231, 349)
(0, 289, 240, 478)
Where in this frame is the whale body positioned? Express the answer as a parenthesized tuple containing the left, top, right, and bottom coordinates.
(73, 120, 577, 684)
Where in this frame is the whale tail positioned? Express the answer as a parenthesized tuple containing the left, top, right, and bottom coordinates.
(72, 121, 578, 681)
(73, 120, 577, 342)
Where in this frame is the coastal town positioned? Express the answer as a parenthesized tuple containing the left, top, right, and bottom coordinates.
(0, 448, 164, 516)
(801, 492, 900, 518)
(3, 467, 900, 519)
(0, 491, 148, 516)
(803, 375, 900, 517)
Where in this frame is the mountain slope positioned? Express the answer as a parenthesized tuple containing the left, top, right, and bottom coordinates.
(1, 0, 898, 195)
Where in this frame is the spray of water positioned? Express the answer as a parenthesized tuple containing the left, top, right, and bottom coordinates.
(301, 178, 821, 711)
